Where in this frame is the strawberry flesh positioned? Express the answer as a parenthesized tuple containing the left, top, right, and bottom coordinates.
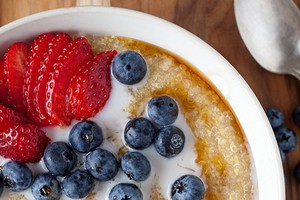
(0, 122, 51, 163)
(24, 33, 54, 122)
(66, 50, 117, 120)
(0, 103, 26, 123)
(0, 103, 49, 163)
(33, 32, 72, 126)
(4, 42, 30, 116)
(45, 37, 93, 126)
(0, 33, 115, 130)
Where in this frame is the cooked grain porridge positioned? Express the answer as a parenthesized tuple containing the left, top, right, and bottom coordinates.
(2, 35, 253, 200)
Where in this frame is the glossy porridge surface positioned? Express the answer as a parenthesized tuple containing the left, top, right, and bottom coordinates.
(2, 35, 253, 200)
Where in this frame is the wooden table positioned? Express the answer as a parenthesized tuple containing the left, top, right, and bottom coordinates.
(0, 0, 299, 199)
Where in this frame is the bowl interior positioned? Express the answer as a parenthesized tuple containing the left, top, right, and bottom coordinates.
(0, 6, 284, 199)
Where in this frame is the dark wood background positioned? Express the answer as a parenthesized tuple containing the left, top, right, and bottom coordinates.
(1, 0, 299, 199)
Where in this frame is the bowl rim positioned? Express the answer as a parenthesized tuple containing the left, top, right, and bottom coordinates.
(0, 6, 285, 199)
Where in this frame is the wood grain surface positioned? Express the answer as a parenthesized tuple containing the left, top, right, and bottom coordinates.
(0, 0, 299, 199)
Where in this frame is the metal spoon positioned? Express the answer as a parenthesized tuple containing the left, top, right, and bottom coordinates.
(234, 0, 300, 80)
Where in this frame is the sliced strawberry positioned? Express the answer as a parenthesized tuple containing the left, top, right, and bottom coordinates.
(66, 50, 117, 120)
(0, 57, 8, 104)
(33, 32, 71, 126)
(24, 33, 54, 121)
(0, 103, 27, 123)
(4, 42, 30, 116)
(0, 122, 51, 163)
(45, 37, 93, 126)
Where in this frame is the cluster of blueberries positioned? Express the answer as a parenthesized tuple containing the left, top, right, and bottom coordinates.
(123, 94, 205, 200)
(0, 121, 111, 199)
(266, 108, 298, 158)
(265, 106, 300, 182)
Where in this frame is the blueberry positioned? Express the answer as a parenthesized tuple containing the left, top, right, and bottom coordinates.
(294, 162, 300, 182)
(112, 50, 147, 85)
(43, 142, 77, 176)
(69, 121, 103, 153)
(171, 175, 205, 200)
(293, 105, 300, 128)
(62, 170, 94, 199)
(265, 108, 284, 128)
(86, 149, 118, 181)
(1, 161, 33, 192)
(124, 117, 156, 150)
(109, 183, 143, 200)
(155, 126, 185, 158)
(275, 127, 298, 153)
(121, 152, 151, 181)
(148, 95, 179, 126)
(31, 173, 61, 200)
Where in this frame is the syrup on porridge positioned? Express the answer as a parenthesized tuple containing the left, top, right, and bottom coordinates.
(86, 35, 254, 200)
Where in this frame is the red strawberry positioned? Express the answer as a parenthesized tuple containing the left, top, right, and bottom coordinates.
(0, 58, 8, 104)
(0, 103, 27, 123)
(0, 122, 51, 163)
(24, 33, 54, 122)
(66, 50, 117, 120)
(33, 32, 71, 126)
(45, 37, 93, 126)
(4, 42, 30, 116)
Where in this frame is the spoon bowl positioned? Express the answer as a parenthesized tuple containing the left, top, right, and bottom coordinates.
(234, 0, 300, 80)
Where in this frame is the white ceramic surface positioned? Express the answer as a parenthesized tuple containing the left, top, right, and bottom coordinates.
(0, 6, 284, 199)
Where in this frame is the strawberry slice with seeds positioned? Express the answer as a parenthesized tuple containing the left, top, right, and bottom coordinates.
(0, 122, 51, 163)
(33, 32, 72, 126)
(24, 33, 54, 121)
(45, 37, 93, 126)
(66, 50, 117, 120)
(0, 57, 8, 105)
(4, 42, 30, 116)
(0, 103, 28, 123)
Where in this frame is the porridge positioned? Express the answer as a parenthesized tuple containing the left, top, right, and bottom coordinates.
(0, 34, 253, 200)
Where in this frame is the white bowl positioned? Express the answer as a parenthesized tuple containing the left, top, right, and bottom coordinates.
(0, 6, 284, 199)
